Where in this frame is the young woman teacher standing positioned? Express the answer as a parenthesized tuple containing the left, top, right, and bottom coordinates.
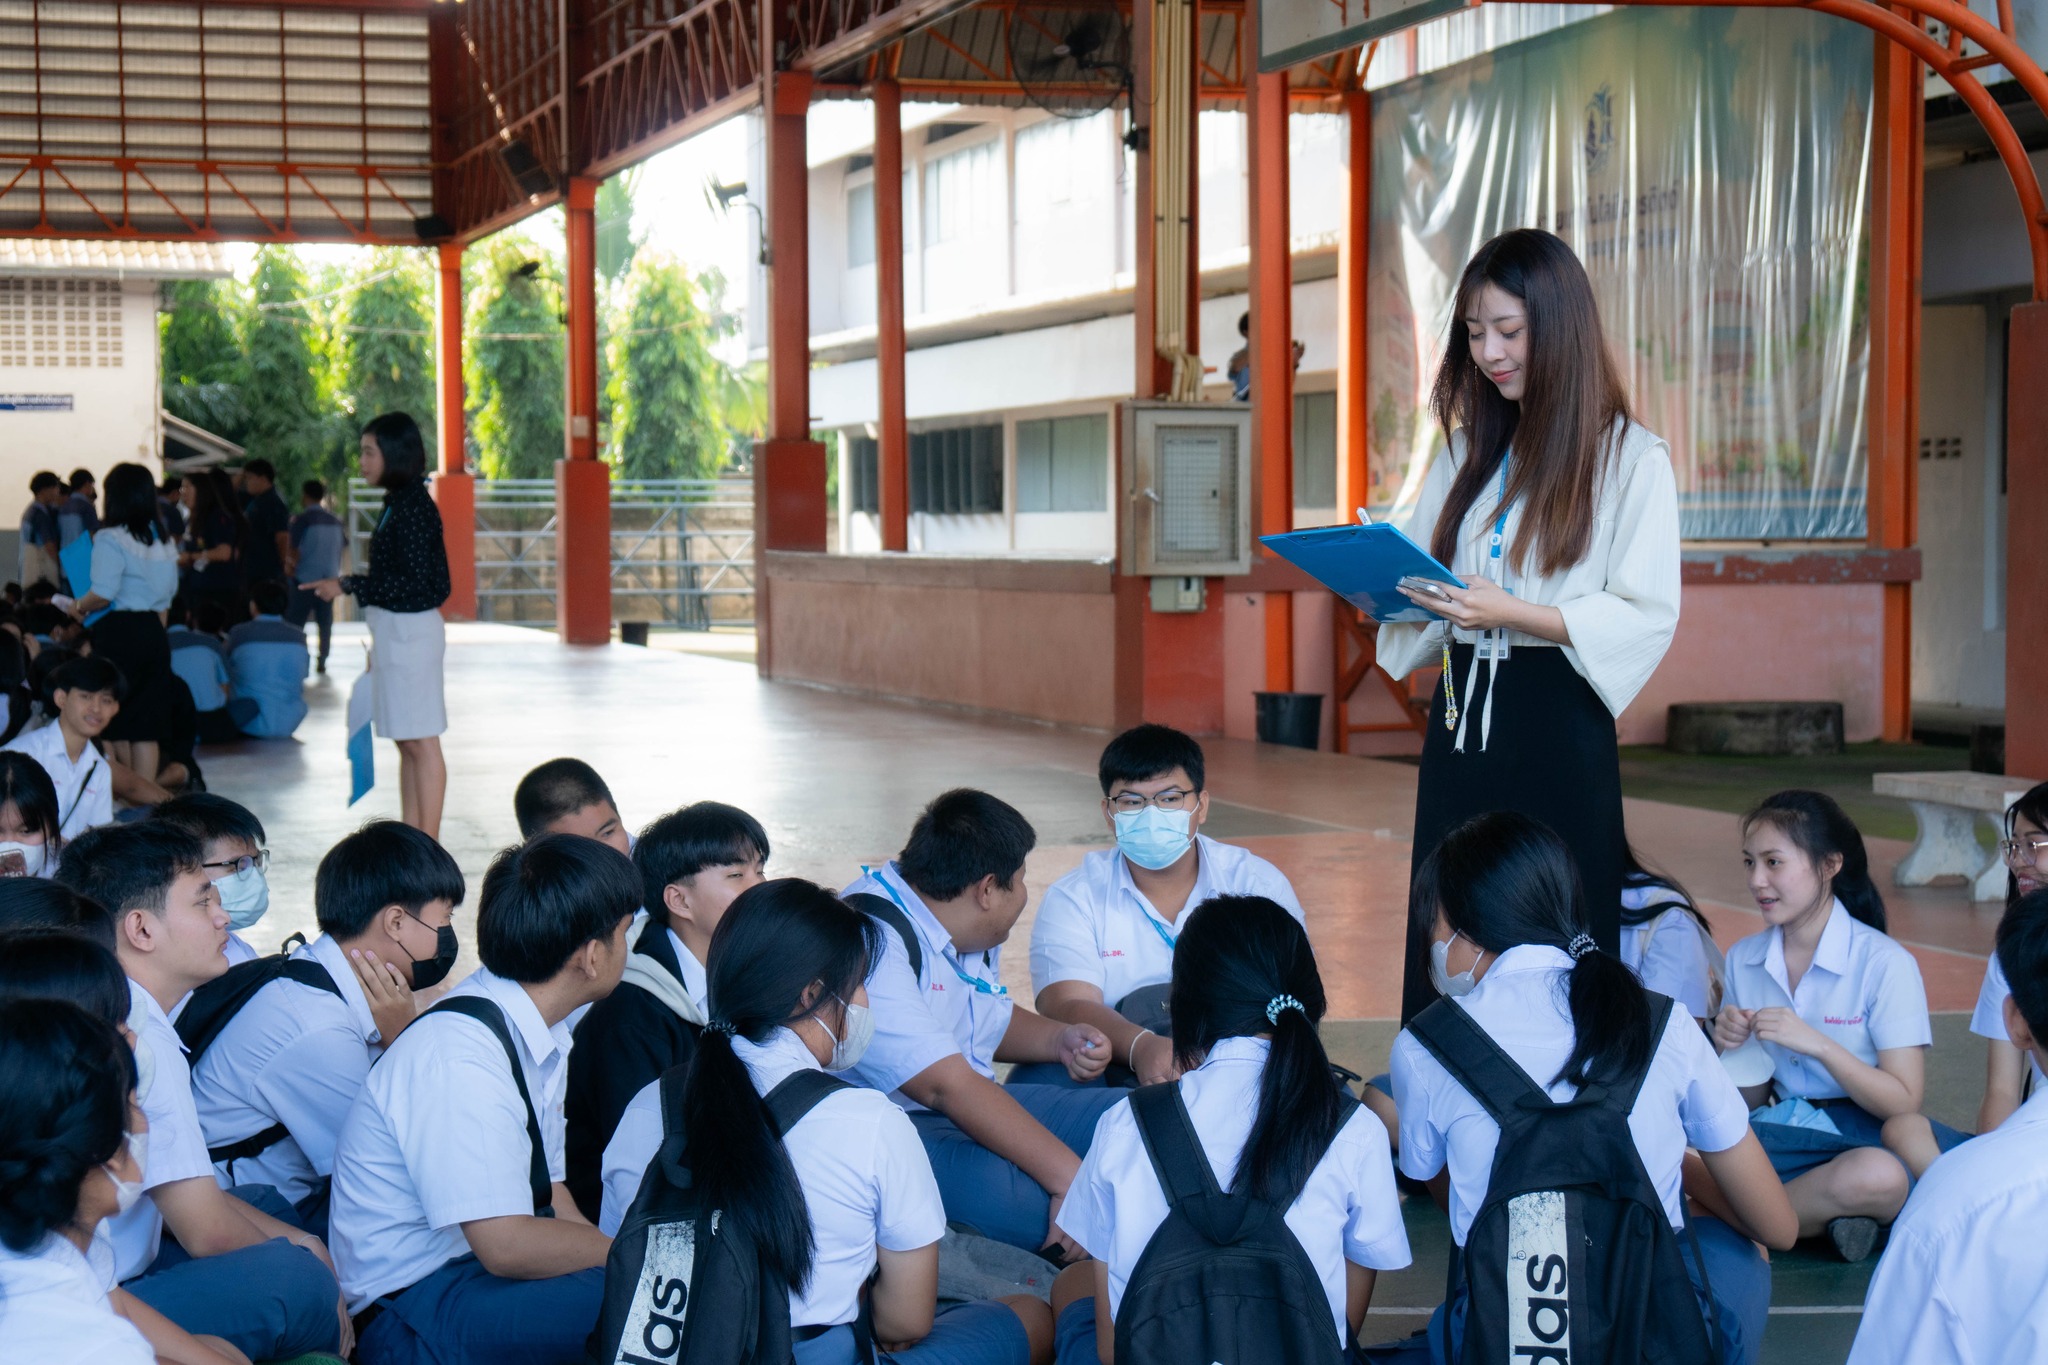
(1377, 229, 1681, 1022)
(308, 413, 451, 840)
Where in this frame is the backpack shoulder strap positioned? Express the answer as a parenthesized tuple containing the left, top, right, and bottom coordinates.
(423, 996, 552, 1214)
(1406, 999, 1552, 1124)
(846, 891, 924, 981)
(764, 1069, 851, 1137)
(1604, 993, 1677, 1115)
(1129, 1082, 1222, 1208)
(175, 954, 342, 1061)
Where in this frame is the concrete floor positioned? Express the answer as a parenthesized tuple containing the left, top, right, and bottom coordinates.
(200, 623, 2001, 1363)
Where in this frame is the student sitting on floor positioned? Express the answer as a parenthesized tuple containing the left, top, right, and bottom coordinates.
(167, 600, 248, 745)
(223, 579, 309, 739)
(1973, 781, 2046, 1134)
(513, 756, 633, 856)
(1394, 814, 1796, 1365)
(1054, 894, 1411, 1365)
(188, 821, 464, 1233)
(1025, 724, 1304, 1091)
(330, 833, 639, 1365)
(600, 879, 1055, 1364)
(842, 790, 1118, 1254)
(152, 793, 274, 968)
(0, 748, 64, 878)
(564, 800, 767, 1219)
(1844, 887, 2048, 1365)
(1712, 789, 1964, 1261)
(3, 655, 124, 840)
(55, 821, 347, 1361)
(1619, 848, 1726, 1025)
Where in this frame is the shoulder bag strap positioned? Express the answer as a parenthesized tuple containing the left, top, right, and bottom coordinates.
(764, 1069, 852, 1137)
(423, 997, 552, 1214)
(1607, 994, 1678, 1115)
(1129, 1082, 1223, 1209)
(845, 892, 924, 981)
(1406, 998, 1554, 1124)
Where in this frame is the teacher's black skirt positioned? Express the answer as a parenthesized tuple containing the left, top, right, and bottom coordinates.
(90, 609, 176, 745)
(1401, 642, 1626, 1022)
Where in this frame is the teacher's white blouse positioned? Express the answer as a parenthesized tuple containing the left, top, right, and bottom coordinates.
(1376, 420, 1681, 718)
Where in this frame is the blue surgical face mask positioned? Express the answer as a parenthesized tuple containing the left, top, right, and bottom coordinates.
(1113, 807, 1195, 872)
(215, 865, 270, 930)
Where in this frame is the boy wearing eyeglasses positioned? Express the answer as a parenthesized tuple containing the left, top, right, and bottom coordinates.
(153, 792, 275, 967)
(1025, 725, 1304, 1090)
(841, 789, 1119, 1256)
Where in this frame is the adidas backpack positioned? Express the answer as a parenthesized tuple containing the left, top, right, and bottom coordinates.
(1406, 993, 1718, 1365)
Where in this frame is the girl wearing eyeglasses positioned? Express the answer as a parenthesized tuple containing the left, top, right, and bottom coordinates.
(1974, 782, 2048, 1133)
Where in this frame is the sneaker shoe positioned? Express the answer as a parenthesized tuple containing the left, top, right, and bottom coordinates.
(1827, 1215, 1882, 1263)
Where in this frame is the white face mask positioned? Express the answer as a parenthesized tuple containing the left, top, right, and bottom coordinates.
(1113, 807, 1195, 872)
(822, 995, 874, 1073)
(105, 1131, 147, 1216)
(1429, 932, 1485, 999)
(0, 840, 49, 878)
(214, 865, 270, 931)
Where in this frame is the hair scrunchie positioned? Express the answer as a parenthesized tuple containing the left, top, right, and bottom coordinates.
(1566, 933, 1597, 961)
(1265, 994, 1305, 1025)
(705, 1020, 738, 1038)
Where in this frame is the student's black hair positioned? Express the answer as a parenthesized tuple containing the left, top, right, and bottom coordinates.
(249, 578, 289, 617)
(897, 788, 1036, 902)
(1618, 846, 1712, 935)
(166, 595, 192, 629)
(0, 931, 129, 1027)
(21, 604, 69, 640)
(1170, 894, 1346, 1203)
(1097, 723, 1206, 796)
(1414, 811, 1654, 1089)
(685, 878, 882, 1291)
(101, 462, 162, 545)
(1741, 790, 1886, 931)
(316, 821, 466, 938)
(29, 471, 60, 495)
(46, 653, 125, 705)
(362, 411, 428, 489)
(476, 833, 640, 983)
(0, 867, 113, 951)
(302, 478, 327, 504)
(56, 822, 206, 917)
(243, 457, 277, 482)
(2006, 782, 2048, 907)
(634, 802, 770, 909)
(194, 601, 230, 636)
(512, 757, 617, 840)
(0, 751, 63, 852)
(0, 999, 136, 1254)
(1996, 888, 2048, 1044)
(24, 580, 56, 605)
(152, 791, 265, 850)
(67, 469, 95, 492)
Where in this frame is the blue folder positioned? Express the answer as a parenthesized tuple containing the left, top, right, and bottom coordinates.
(1257, 522, 1466, 624)
(57, 536, 110, 626)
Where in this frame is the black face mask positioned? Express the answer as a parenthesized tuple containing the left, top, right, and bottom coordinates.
(403, 922, 459, 991)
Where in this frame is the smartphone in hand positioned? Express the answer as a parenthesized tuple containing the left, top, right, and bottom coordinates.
(1398, 575, 1454, 602)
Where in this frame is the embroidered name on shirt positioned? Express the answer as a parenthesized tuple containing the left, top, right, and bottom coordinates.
(1823, 1015, 1864, 1026)
(1099, 949, 1125, 958)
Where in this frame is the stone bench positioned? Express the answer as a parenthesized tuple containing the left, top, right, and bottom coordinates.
(1873, 771, 2041, 901)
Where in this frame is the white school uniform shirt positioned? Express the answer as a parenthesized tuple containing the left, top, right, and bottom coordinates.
(1969, 951, 2047, 1092)
(1028, 836, 1305, 1005)
(0, 1234, 153, 1365)
(1616, 881, 1722, 1021)
(223, 932, 259, 967)
(1721, 900, 1932, 1101)
(329, 967, 573, 1313)
(601, 1028, 947, 1328)
(669, 927, 708, 1005)
(840, 862, 1014, 1109)
(1, 722, 111, 839)
(190, 933, 384, 1205)
(1390, 945, 1752, 1245)
(1846, 1088, 2048, 1365)
(1058, 1036, 1411, 1340)
(108, 979, 221, 1281)
(1374, 422, 1682, 724)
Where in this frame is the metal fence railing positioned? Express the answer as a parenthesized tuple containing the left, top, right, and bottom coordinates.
(347, 477, 754, 629)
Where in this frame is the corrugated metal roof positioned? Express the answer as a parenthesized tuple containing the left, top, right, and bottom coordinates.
(0, 236, 231, 276)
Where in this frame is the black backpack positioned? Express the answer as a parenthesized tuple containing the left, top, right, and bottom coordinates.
(1407, 993, 1717, 1365)
(1113, 1081, 1354, 1365)
(845, 892, 922, 980)
(174, 943, 342, 1168)
(587, 1066, 851, 1365)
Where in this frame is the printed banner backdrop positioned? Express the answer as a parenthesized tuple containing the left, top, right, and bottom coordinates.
(1367, 7, 1873, 540)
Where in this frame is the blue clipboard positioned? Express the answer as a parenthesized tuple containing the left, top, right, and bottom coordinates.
(1258, 522, 1465, 624)
(57, 536, 111, 627)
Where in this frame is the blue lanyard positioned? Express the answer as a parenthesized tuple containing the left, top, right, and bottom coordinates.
(862, 866, 1008, 997)
(1145, 914, 1178, 953)
(1487, 460, 1510, 572)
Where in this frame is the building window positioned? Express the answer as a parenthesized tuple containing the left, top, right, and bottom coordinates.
(848, 435, 879, 513)
(1016, 413, 1108, 512)
(923, 137, 1001, 247)
(847, 183, 876, 269)
(0, 278, 121, 368)
(1293, 391, 1337, 509)
(910, 424, 1003, 514)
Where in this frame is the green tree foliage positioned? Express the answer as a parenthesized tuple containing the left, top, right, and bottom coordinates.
(596, 171, 642, 286)
(606, 253, 728, 480)
(159, 278, 248, 440)
(239, 247, 334, 491)
(467, 234, 564, 479)
(338, 248, 437, 462)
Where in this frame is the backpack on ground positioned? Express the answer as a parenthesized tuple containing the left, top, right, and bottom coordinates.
(1407, 992, 1717, 1365)
(173, 941, 342, 1168)
(587, 1066, 851, 1365)
(1114, 1080, 1354, 1365)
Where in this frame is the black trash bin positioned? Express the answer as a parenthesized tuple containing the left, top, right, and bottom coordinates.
(1254, 691, 1324, 750)
(619, 621, 650, 646)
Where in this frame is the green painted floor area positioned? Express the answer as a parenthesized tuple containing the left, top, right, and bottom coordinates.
(1616, 741, 1984, 844)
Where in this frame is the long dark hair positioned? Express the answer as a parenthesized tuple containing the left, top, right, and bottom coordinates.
(2007, 782, 2048, 906)
(683, 878, 881, 1291)
(191, 467, 245, 544)
(0, 998, 136, 1253)
(101, 463, 162, 545)
(1414, 812, 1653, 1089)
(1429, 229, 1632, 579)
(0, 751, 62, 854)
(362, 412, 428, 489)
(1742, 790, 1885, 931)
(1170, 895, 1346, 1204)
(1619, 847, 1711, 935)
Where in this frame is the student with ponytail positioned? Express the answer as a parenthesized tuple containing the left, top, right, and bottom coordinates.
(1053, 894, 1410, 1363)
(600, 878, 1051, 1365)
(1392, 813, 1792, 1365)
(1714, 790, 1962, 1262)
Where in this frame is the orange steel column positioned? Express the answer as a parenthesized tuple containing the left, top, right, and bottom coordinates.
(2009, 303, 2048, 779)
(1335, 86, 1370, 516)
(875, 78, 909, 552)
(557, 175, 612, 645)
(430, 241, 477, 622)
(1867, 29, 1922, 741)
(1248, 50, 1294, 692)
